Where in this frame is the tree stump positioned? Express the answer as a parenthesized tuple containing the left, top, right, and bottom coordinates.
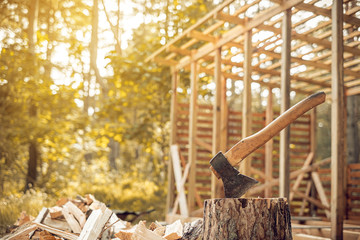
(203, 198, 292, 239)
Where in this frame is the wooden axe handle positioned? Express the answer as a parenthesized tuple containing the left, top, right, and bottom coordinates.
(224, 91, 326, 167)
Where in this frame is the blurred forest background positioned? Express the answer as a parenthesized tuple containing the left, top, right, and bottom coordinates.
(0, 0, 344, 234)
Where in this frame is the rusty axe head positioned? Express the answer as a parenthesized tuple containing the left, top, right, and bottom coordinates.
(210, 152, 258, 198)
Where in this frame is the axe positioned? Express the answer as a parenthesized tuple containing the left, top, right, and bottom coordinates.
(210, 91, 326, 198)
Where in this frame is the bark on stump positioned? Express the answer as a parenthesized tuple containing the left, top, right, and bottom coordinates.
(203, 198, 292, 239)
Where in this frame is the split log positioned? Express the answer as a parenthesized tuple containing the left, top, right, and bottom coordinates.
(181, 219, 203, 240)
(203, 198, 292, 239)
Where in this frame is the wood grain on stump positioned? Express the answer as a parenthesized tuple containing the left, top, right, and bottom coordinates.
(203, 198, 292, 240)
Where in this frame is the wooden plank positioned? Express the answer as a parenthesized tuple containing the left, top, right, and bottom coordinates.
(296, 2, 360, 27)
(331, 0, 345, 239)
(164, 220, 183, 240)
(312, 172, 331, 218)
(220, 74, 228, 152)
(166, 67, 178, 217)
(289, 152, 314, 201)
(248, 157, 331, 195)
(211, 47, 223, 198)
(188, 30, 216, 43)
(170, 145, 189, 217)
(34, 223, 78, 240)
(64, 201, 86, 227)
(166, 45, 191, 56)
(293, 233, 330, 240)
(299, 181, 313, 216)
(293, 190, 330, 211)
(42, 216, 71, 232)
(188, 60, 198, 213)
(279, 8, 291, 199)
(257, 23, 360, 57)
(5, 225, 38, 240)
(195, 137, 212, 152)
(265, 87, 273, 198)
(145, 0, 235, 62)
(215, 12, 245, 25)
(258, 49, 360, 79)
(62, 204, 82, 234)
(78, 208, 112, 240)
(34, 207, 49, 224)
(171, 162, 191, 216)
(132, 221, 164, 240)
(176, 0, 304, 70)
(239, 30, 252, 190)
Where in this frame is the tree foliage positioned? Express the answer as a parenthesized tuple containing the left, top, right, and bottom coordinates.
(0, 0, 216, 231)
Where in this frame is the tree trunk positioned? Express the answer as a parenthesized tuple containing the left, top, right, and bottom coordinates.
(25, 0, 39, 192)
(203, 198, 292, 239)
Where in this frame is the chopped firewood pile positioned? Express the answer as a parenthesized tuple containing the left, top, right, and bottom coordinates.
(1, 195, 202, 240)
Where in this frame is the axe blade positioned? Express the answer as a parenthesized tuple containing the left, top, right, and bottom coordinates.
(210, 152, 258, 198)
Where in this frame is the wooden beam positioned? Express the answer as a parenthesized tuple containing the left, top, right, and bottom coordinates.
(279, 9, 291, 199)
(331, 0, 345, 238)
(211, 47, 224, 199)
(258, 23, 360, 56)
(239, 30, 252, 188)
(220, 75, 228, 152)
(188, 30, 217, 43)
(299, 181, 312, 216)
(311, 171, 330, 218)
(258, 50, 360, 79)
(289, 152, 314, 201)
(248, 157, 331, 195)
(177, 0, 304, 69)
(170, 145, 189, 217)
(145, 0, 235, 62)
(166, 67, 178, 215)
(195, 137, 212, 152)
(188, 60, 198, 213)
(153, 57, 178, 66)
(214, 12, 245, 25)
(296, 2, 360, 27)
(265, 87, 273, 198)
(167, 45, 192, 56)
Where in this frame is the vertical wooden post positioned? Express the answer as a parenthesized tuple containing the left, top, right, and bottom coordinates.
(188, 60, 198, 213)
(331, 0, 345, 238)
(309, 108, 317, 215)
(240, 30, 252, 184)
(279, 9, 291, 199)
(211, 47, 224, 199)
(220, 75, 228, 152)
(265, 87, 273, 198)
(166, 67, 178, 215)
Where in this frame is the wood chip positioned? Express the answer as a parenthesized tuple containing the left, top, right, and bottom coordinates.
(164, 220, 183, 240)
(114, 226, 136, 240)
(149, 221, 165, 237)
(56, 198, 68, 207)
(34, 208, 49, 225)
(132, 221, 164, 240)
(85, 194, 96, 205)
(78, 208, 112, 240)
(39, 230, 57, 240)
(64, 201, 86, 227)
(34, 222, 78, 240)
(4, 224, 38, 240)
(14, 211, 32, 226)
(49, 206, 63, 219)
(62, 205, 82, 234)
(42, 215, 71, 232)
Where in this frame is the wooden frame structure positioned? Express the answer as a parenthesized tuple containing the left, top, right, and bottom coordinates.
(147, 0, 359, 239)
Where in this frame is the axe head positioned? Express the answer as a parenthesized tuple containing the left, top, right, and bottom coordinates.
(210, 152, 258, 198)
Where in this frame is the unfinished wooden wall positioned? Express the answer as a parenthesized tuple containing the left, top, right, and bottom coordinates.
(173, 101, 314, 216)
